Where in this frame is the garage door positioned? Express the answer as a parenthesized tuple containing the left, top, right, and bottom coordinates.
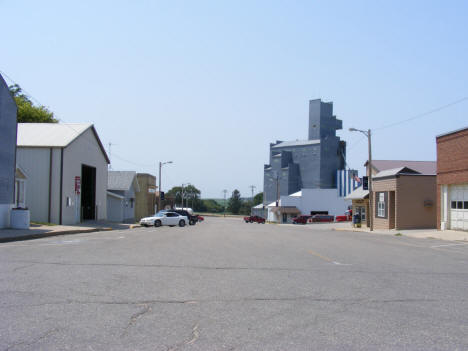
(449, 184, 468, 231)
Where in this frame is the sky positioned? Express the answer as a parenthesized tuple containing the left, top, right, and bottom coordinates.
(2, 1, 468, 198)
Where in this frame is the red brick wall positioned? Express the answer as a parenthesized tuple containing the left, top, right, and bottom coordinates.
(436, 128, 468, 229)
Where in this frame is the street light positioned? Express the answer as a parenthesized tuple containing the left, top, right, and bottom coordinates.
(349, 128, 373, 231)
(158, 161, 173, 212)
(222, 189, 228, 217)
(181, 183, 190, 209)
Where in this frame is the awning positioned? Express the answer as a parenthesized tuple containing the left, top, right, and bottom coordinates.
(345, 186, 369, 200)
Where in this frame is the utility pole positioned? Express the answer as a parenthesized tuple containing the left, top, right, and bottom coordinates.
(249, 185, 256, 203)
(349, 128, 373, 231)
(158, 161, 173, 212)
(275, 172, 280, 207)
(367, 129, 373, 232)
(108, 142, 113, 170)
(223, 189, 228, 217)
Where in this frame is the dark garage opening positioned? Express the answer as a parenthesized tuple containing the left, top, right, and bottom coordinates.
(81, 165, 96, 221)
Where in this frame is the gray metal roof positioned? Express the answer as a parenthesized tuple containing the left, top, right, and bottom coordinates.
(108, 171, 140, 192)
(374, 167, 421, 179)
(345, 186, 369, 200)
(17, 123, 92, 147)
(272, 139, 320, 148)
(367, 160, 436, 175)
(17, 123, 111, 164)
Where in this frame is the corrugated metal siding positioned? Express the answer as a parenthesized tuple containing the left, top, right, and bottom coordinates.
(63, 128, 108, 224)
(16, 148, 51, 222)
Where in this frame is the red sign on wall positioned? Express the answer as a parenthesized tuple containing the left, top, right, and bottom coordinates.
(75, 176, 81, 194)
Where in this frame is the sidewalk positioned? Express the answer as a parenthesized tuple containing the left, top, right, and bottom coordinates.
(0, 221, 140, 243)
(334, 224, 468, 242)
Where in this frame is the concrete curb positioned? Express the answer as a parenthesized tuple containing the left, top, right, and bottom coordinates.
(333, 227, 468, 241)
(0, 227, 113, 244)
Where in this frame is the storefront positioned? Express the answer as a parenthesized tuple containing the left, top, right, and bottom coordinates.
(345, 187, 369, 227)
(437, 127, 468, 231)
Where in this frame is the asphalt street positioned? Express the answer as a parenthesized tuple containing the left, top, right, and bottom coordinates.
(0, 217, 467, 350)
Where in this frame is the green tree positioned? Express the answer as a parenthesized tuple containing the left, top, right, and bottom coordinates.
(253, 192, 263, 205)
(9, 84, 58, 123)
(227, 189, 242, 214)
(200, 199, 223, 213)
(166, 184, 201, 208)
(240, 200, 253, 215)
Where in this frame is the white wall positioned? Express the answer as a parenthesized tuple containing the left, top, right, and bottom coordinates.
(281, 188, 351, 216)
(63, 128, 108, 224)
(107, 194, 123, 222)
(16, 147, 51, 222)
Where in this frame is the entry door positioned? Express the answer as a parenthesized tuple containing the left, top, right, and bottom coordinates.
(81, 165, 96, 220)
(449, 184, 468, 230)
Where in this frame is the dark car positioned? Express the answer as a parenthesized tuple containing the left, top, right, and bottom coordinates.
(292, 215, 311, 224)
(244, 215, 265, 224)
(311, 214, 335, 223)
(173, 209, 198, 225)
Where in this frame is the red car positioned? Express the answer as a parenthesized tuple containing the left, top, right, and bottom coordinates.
(292, 215, 311, 224)
(336, 210, 352, 222)
(311, 214, 335, 222)
(244, 215, 265, 224)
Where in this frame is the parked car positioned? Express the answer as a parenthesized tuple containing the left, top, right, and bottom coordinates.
(292, 215, 311, 224)
(173, 209, 198, 225)
(140, 211, 188, 227)
(311, 214, 335, 222)
(336, 210, 353, 222)
(244, 215, 265, 224)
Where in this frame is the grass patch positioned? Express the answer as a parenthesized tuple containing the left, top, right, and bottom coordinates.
(394, 233, 403, 236)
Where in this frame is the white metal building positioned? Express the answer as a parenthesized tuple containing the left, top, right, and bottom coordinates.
(107, 171, 140, 223)
(16, 123, 110, 225)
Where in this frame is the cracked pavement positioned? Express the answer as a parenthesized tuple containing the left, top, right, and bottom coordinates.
(0, 217, 467, 350)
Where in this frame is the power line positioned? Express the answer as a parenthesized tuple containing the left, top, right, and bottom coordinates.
(2, 69, 156, 171)
(374, 96, 468, 131)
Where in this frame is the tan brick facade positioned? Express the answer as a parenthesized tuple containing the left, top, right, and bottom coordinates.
(135, 173, 156, 221)
(436, 127, 468, 229)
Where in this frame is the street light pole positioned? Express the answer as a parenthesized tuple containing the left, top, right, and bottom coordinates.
(223, 189, 228, 217)
(349, 128, 373, 231)
(158, 161, 173, 212)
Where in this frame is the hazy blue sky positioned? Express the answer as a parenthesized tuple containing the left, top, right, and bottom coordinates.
(2, 1, 468, 198)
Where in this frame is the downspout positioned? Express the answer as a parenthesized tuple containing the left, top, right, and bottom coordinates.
(48, 148, 53, 223)
(59, 148, 64, 225)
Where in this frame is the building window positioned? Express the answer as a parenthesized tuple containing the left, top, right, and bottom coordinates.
(15, 180, 26, 208)
(464, 201, 468, 209)
(377, 193, 385, 218)
(457, 201, 463, 209)
(361, 207, 366, 221)
(451, 201, 457, 209)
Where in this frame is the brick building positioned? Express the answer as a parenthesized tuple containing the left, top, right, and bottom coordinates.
(437, 127, 468, 231)
(135, 173, 156, 221)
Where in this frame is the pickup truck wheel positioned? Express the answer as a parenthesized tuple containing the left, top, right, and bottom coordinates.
(179, 220, 186, 227)
(154, 220, 161, 227)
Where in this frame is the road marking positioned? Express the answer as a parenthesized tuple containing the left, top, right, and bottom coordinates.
(430, 242, 468, 248)
(308, 250, 351, 266)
